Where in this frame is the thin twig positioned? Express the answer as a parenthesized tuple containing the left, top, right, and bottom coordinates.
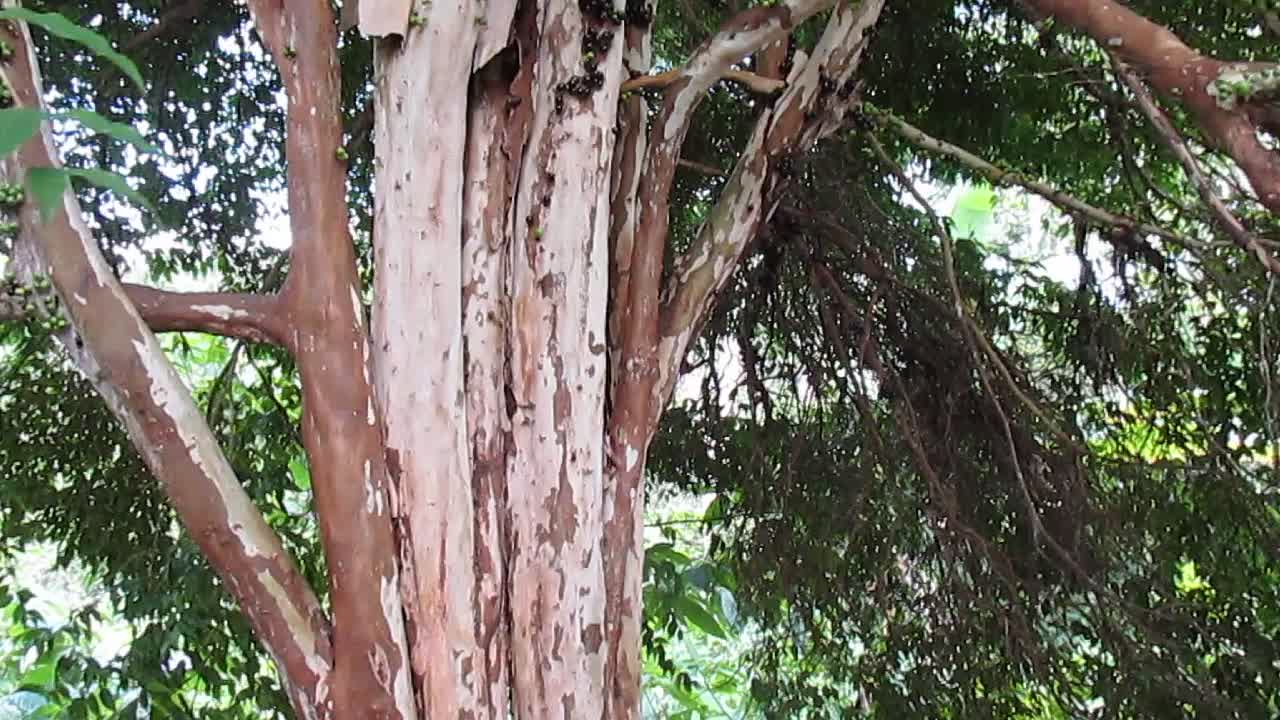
(1112, 58, 1280, 275)
(876, 109, 1198, 254)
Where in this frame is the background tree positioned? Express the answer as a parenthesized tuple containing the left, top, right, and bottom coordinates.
(2, 0, 1280, 718)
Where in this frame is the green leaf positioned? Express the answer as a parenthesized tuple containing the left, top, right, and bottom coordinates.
(646, 543, 692, 567)
(0, 10, 145, 92)
(18, 658, 56, 691)
(949, 184, 997, 243)
(0, 108, 42, 157)
(672, 596, 726, 639)
(64, 168, 153, 212)
(55, 110, 160, 156)
(288, 456, 312, 491)
(25, 166, 68, 223)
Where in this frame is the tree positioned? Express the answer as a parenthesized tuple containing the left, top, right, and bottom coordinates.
(3, 0, 1280, 717)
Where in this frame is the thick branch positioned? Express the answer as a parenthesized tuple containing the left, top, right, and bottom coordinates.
(244, 4, 415, 718)
(1024, 0, 1280, 214)
(878, 110, 1194, 251)
(603, 2, 851, 712)
(124, 284, 290, 345)
(613, 0, 842, 432)
(1114, 61, 1280, 274)
(0, 19, 332, 719)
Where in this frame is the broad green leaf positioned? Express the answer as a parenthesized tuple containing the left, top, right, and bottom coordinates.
(0, 10, 145, 92)
(672, 596, 726, 639)
(25, 166, 68, 223)
(949, 184, 997, 243)
(18, 658, 56, 691)
(646, 543, 692, 566)
(0, 108, 41, 157)
(64, 168, 153, 212)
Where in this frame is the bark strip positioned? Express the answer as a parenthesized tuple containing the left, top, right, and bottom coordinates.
(368, 2, 490, 716)
(503, 0, 624, 713)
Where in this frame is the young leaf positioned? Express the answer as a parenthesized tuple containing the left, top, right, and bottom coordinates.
(0, 10, 145, 92)
(289, 456, 312, 491)
(0, 108, 42, 157)
(25, 166, 68, 223)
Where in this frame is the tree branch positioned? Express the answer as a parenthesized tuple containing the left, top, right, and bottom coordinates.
(1113, 60, 1280, 275)
(615, 0, 845, 431)
(655, 0, 885, 411)
(243, 4, 415, 717)
(1023, 0, 1280, 214)
(123, 284, 291, 345)
(620, 67, 786, 95)
(876, 108, 1193, 254)
(0, 19, 332, 719)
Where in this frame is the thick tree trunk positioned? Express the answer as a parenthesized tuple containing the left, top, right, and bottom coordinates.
(370, 0, 625, 712)
(0, 0, 883, 716)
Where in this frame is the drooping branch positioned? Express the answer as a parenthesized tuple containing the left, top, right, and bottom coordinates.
(1023, 0, 1280, 214)
(1113, 60, 1280, 275)
(244, 4, 415, 718)
(876, 109, 1193, 256)
(0, 19, 333, 719)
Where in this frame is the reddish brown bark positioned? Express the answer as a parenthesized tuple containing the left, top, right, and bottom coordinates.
(1025, 0, 1280, 213)
(0, 21, 333, 720)
(245, 3, 414, 717)
(123, 284, 290, 345)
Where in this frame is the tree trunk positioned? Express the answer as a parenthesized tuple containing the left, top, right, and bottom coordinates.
(0, 0, 885, 715)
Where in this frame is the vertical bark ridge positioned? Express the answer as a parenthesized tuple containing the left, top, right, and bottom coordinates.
(369, 3, 492, 718)
(503, 0, 625, 713)
(457, 26, 538, 718)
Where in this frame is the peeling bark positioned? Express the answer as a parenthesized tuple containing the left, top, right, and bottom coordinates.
(369, 2, 490, 716)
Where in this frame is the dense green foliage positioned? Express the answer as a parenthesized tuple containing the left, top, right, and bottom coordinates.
(3, 0, 1280, 717)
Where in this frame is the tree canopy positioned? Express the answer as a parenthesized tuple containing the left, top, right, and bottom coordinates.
(3, 0, 1280, 717)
